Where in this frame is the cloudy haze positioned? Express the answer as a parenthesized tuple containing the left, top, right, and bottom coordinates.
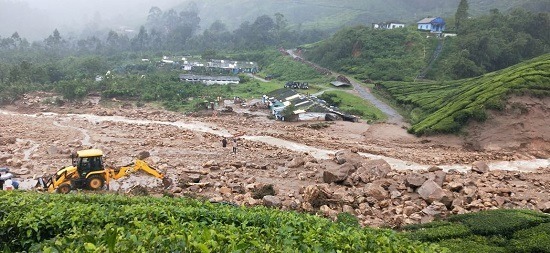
(0, 0, 184, 40)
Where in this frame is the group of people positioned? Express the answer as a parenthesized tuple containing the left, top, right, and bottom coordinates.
(221, 137, 238, 154)
(0, 167, 19, 190)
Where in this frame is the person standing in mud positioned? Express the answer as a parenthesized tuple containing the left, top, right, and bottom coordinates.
(232, 138, 237, 155)
(222, 137, 227, 148)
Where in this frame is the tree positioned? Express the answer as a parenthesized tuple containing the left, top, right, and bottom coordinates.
(455, 0, 469, 32)
(44, 29, 64, 49)
(132, 26, 150, 51)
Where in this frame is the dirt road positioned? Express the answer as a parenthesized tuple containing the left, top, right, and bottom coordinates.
(286, 49, 404, 125)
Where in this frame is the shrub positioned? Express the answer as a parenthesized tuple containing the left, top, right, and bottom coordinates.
(405, 222, 471, 242)
(508, 222, 550, 253)
(447, 209, 550, 237)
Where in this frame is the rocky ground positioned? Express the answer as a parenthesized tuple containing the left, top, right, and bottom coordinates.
(1, 92, 548, 227)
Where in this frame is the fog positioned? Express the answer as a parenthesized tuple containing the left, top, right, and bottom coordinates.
(0, 0, 185, 40)
(1, 0, 529, 42)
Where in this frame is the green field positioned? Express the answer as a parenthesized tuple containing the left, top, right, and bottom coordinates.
(378, 53, 550, 135)
(0, 191, 442, 252)
(319, 90, 387, 122)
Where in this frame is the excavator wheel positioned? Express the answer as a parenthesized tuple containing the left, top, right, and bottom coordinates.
(56, 184, 71, 194)
(87, 175, 105, 190)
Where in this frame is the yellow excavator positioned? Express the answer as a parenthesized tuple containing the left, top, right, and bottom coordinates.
(36, 149, 169, 193)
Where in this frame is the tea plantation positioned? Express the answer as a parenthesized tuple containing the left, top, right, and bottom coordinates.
(403, 209, 550, 253)
(0, 191, 443, 252)
(378, 53, 550, 135)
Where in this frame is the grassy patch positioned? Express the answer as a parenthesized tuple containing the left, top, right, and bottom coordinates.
(321, 90, 386, 121)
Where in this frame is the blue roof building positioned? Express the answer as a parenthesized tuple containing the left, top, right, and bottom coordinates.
(417, 17, 446, 33)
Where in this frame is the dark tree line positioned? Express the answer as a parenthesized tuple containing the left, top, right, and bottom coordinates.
(0, 6, 326, 60)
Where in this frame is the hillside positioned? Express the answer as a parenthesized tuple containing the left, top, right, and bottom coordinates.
(378, 53, 549, 154)
(177, 0, 549, 32)
(303, 26, 431, 81)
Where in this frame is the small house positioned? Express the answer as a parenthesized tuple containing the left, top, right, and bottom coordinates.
(417, 17, 446, 33)
(372, 22, 405, 30)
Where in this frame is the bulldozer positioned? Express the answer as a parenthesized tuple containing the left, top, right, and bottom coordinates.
(36, 149, 169, 193)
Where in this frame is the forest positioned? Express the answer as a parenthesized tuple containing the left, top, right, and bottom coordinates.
(0, 2, 548, 114)
(305, 9, 549, 81)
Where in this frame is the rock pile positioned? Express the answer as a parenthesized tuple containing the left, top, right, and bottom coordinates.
(167, 149, 549, 228)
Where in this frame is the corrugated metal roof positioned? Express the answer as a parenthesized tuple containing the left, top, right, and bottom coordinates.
(417, 17, 435, 24)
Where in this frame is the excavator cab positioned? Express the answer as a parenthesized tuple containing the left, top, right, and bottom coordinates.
(73, 149, 104, 177)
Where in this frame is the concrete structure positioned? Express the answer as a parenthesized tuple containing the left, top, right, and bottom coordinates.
(179, 74, 240, 85)
(373, 22, 405, 30)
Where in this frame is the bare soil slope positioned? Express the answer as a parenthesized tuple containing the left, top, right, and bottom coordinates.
(466, 96, 550, 159)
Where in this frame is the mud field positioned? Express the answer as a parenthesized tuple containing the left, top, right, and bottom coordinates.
(1, 93, 549, 227)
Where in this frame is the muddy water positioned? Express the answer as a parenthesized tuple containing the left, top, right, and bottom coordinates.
(17, 139, 40, 161)
(1, 109, 548, 173)
(53, 120, 92, 146)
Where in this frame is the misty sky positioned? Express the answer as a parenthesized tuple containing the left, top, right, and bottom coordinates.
(0, 0, 185, 40)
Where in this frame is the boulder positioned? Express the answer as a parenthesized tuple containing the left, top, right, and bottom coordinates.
(403, 205, 418, 217)
(431, 171, 447, 187)
(354, 159, 392, 182)
(202, 160, 218, 168)
(365, 183, 389, 201)
(323, 163, 354, 184)
(171, 187, 183, 194)
(287, 157, 305, 168)
(137, 151, 150, 160)
(539, 201, 550, 213)
(320, 205, 338, 218)
(422, 201, 448, 217)
(334, 150, 363, 167)
(417, 180, 446, 204)
(219, 186, 232, 195)
(303, 184, 332, 208)
(447, 182, 464, 192)
(406, 173, 427, 188)
(471, 161, 489, 174)
(342, 205, 356, 215)
(428, 166, 443, 172)
(263, 195, 282, 208)
(251, 184, 276, 199)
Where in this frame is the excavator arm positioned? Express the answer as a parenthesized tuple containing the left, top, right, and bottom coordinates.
(108, 160, 164, 180)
